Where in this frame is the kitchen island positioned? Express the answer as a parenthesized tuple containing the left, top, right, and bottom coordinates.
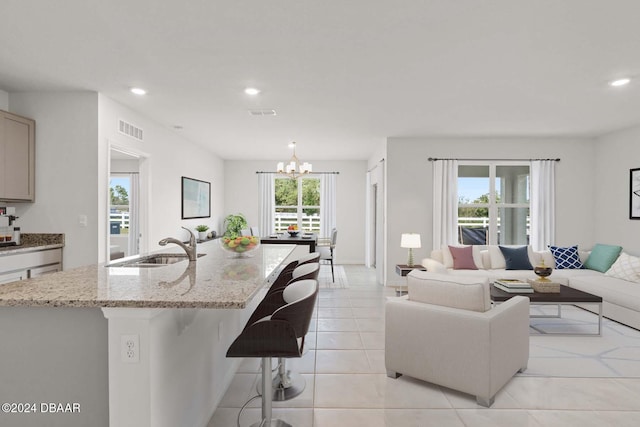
(0, 240, 295, 427)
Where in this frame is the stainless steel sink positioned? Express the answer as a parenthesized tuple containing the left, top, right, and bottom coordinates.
(107, 253, 205, 268)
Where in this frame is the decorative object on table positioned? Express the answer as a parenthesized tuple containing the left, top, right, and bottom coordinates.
(527, 279, 561, 293)
(181, 176, 210, 219)
(630, 168, 640, 219)
(221, 213, 257, 256)
(533, 258, 553, 282)
(400, 233, 421, 267)
(493, 279, 534, 293)
(195, 224, 209, 241)
(220, 235, 260, 257)
(276, 141, 312, 179)
(287, 224, 299, 236)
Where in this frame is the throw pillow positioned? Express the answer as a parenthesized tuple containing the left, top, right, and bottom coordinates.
(549, 245, 584, 269)
(441, 245, 484, 269)
(448, 245, 478, 270)
(422, 258, 447, 273)
(407, 272, 491, 312)
(584, 243, 623, 273)
(499, 245, 533, 270)
(488, 245, 535, 269)
(605, 252, 640, 283)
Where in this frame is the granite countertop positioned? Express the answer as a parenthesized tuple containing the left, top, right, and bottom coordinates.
(0, 240, 294, 309)
(0, 233, 65, 255)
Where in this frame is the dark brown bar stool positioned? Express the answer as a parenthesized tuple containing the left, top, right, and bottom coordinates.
(227, 279, 318, 427)
(267, 252, 320, 295)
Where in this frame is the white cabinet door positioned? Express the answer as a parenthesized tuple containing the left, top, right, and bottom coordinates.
(0, 270, 27, 285)
(29, 263, 62, 278)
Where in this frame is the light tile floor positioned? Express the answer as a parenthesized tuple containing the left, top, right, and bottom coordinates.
(209, 265, 640, 426)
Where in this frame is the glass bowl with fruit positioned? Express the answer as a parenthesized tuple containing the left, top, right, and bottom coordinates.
(220, 235, 260, 257)
(287, 225, 299, 237)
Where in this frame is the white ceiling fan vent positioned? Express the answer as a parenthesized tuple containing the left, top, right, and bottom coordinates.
(118, 119, 144, 141)
(248, 109, 277, 116)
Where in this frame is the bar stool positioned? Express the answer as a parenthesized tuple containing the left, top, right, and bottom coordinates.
(245, 262, 320, 401)
(266, 263, 319, 401)
(227, 279, 318, 427)
(268, 252, 320, 294)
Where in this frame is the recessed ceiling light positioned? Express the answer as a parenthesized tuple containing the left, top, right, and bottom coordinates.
(244, 87, 261, 95)
(609, 78, 631, 87)
(173, 125, 183, 130)
(130, 87, 147, 95)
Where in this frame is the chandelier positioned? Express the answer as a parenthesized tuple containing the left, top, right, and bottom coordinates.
(276, 141, 312, 179)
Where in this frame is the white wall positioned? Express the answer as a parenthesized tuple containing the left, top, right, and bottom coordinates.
(0, 89, 8, 110)
(9, 92, 100, 269)
(594, 125, 640, 256)
(385, 137, 596, 285)
(98, 95, 225, 262)
(224, 160, 368, 264)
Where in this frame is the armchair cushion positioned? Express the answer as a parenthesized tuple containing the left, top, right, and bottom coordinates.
(407, 271, 491, 313)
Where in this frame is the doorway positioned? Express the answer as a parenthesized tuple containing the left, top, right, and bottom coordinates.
(108, 148, 146, 261)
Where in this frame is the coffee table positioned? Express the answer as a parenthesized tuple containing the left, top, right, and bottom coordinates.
(490, 284, 603, 336)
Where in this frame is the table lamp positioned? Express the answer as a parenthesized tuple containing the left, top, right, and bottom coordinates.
(401, 233, 421, 267)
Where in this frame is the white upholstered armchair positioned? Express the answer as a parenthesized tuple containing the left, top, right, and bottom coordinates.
(385, 272, 529, 407)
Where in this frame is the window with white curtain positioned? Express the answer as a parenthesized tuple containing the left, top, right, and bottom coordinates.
(458, 162, 530, 245)
(273, 177, 321, 232)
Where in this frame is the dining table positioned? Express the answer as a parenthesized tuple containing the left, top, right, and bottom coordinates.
(260, 233, 318, 253)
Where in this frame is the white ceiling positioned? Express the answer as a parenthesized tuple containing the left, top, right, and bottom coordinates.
(1, 1, 639, 161)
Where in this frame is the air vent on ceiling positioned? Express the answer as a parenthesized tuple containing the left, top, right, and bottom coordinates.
(118, 119, 144, 141)
(248, 109, 277, 116)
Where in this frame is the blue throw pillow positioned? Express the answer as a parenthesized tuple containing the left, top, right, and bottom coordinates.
(584, 243, 622, 273)
(499, 246, 533, 270)
(549, 245, 584, 269)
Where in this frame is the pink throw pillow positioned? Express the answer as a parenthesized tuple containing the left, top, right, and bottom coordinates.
(448, 245, 478, 270)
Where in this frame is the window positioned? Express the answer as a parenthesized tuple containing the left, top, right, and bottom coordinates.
(458, 163, 530, 245)
(109, 175, 130, 235)
(274, 177, 321, 232)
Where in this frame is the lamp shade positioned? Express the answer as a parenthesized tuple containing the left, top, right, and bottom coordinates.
(401, 233, 421, 249)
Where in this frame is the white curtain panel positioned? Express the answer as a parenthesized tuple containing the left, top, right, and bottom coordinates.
(530, 160, 556, 251)
(320, 173, 337, 239)
(128, 173, 140, 256)
(258, 173, 275, 236)
(432, 159, 458, 250)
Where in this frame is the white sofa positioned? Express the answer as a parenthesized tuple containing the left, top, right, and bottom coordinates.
(385, 273, 530, 407)
(423, 245, 640, 330)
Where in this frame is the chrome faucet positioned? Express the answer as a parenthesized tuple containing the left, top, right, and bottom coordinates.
(158, 226, 197, 261)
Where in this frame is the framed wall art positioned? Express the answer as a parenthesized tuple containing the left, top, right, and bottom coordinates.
(181, 176, 211, 219)
(630, 168, 640, 219)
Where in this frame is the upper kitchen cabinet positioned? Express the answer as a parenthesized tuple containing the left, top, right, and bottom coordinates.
(0, 110, 35, 202)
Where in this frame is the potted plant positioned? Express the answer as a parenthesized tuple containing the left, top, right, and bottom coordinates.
(195, 224, 209, 241)
(223, 213, 248, 238)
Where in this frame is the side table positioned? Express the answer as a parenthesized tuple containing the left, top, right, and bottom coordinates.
(393, 264, 426, 296)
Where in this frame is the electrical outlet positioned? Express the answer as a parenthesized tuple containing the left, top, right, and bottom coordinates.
(120, 334, 139, 363)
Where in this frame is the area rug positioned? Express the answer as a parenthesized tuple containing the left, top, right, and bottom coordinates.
(519, 305, 640, 378)
(318, 264, 348, 288)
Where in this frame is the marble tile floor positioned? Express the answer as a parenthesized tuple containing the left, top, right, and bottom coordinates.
(209, 265, 640, 426)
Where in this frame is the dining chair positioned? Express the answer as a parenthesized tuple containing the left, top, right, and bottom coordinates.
(318, 228, 337, 282)
(250, 226, 260, 237)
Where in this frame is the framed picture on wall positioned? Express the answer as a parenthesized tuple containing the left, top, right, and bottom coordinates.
(182, 176, 211, 219)
(631, 168, 640, 220)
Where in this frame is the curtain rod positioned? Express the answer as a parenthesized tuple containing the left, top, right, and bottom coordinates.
(428, 157, 560, 162)
(255, 171, 340, 174)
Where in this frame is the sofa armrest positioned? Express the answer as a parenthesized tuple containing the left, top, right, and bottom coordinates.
(430, 249, 444, 263)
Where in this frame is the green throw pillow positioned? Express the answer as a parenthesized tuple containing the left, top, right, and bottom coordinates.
(584, 243, 622, 272)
